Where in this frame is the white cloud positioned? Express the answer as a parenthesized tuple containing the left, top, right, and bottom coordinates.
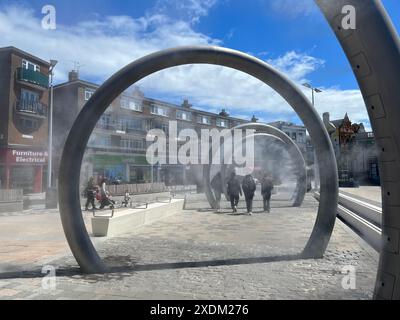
(0, 4, 370, 129)
(153, 0, 218, 23)
(269, 0, 319, 17)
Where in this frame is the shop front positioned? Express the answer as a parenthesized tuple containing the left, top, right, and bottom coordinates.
(86, 153, 150, 184)
(0, 148, 48, 194)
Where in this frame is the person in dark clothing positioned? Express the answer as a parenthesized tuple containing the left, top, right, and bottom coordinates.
(84, 177, 97, 211)
(242, 174, 256, 215)
(261, 173, 274, 213)
(211, 172, 223, 212)
(227, 172, 242, 213)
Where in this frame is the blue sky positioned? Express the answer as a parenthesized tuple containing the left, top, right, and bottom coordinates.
(1, 0, 399, 128)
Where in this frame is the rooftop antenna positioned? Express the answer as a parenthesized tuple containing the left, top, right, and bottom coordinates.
(69, 60, 85, 73)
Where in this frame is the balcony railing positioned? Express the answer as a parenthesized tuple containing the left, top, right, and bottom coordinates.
(16, 99, 48, 117)
(16, 68, 49, 88)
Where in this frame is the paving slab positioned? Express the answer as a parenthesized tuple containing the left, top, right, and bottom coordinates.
(0, 192, 379, 300)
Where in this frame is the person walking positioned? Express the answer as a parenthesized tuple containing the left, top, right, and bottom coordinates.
(99, 178, 115, 210)
(261, 173, 274, 213)
(227, 172, 242, 213)
(211, 172, 223, 212)
(84, 177, 97, 211)
(242, 174, 256, 215)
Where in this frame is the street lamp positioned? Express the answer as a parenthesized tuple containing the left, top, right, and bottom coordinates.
(47, 59, 58, 189)
(302, 83, 323, 107)
(302, 83, 323, 190)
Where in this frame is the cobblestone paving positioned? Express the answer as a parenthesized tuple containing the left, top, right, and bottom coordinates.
(0, 194, 378, 300)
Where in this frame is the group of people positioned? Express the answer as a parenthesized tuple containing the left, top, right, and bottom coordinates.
(211, 172, 274, 215)
(84, 177, 116, 211)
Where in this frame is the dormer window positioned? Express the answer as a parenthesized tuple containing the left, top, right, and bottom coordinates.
(151, 105, 169, 117)
(197, 115, 211, 125)
(216, 118, 228, 128)
(177, 110, 192, 121)
(22, 59, 40, 72)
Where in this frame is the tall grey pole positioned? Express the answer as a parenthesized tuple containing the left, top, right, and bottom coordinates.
(47, 72, 54, 189)
(303, 84, 321, 190)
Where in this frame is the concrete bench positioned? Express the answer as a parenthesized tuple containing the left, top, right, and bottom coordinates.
(91, 198, 184, 237)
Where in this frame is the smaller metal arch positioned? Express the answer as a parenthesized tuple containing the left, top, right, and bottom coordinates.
(222, 132, 299, 203)
(211, 132, 287, 203)
(204, 123, 307, 209)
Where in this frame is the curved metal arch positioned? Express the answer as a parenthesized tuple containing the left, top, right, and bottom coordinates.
(204, 132, 287, 208)
(204, 124, 307, 208)
(316, 0, 400, 300)
(235, 123, 307, 207)
(59, 46, 338, 273)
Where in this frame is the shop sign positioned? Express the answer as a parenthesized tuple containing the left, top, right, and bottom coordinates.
(8, 149, 48, 164)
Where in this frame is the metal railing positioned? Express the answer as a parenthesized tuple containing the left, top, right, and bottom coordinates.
(314, 191, 382, 252)
(16, 99, 48, 117)
(16, 68, 49, 88)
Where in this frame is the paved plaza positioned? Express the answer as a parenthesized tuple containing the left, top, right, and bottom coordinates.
(0, 191, 379, 300)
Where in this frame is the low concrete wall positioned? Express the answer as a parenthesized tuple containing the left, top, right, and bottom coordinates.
(0, 190, 23, 214)
(91, 199, 184, 237)
(101, 183, 197, 196)
(107, 183, 166, 196)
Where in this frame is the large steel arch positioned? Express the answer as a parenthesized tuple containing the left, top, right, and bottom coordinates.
(58, 46, 338, 274)
(316, 0, 400, 300)
(204, 123, 307, 208)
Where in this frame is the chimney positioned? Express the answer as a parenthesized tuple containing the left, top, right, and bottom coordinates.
(182, 99, 192, 108)
(219, 109, 229, 117)
(68, 70, 79, 82)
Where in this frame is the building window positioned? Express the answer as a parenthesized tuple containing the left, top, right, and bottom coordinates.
(197, 115, 211, 125)
(22, 59, 40, 72)
(132, 140, 144, 149)
(21, 89, 39, 103)
(120, 139, 145, 150)
(162, 123, 169, 133)
(121, 98, 143, 112)
(176, 110, 192, 121)
(216, 118, 228, 128)
(85, 90, 95, 101)
(89, 134, 111, 148)
(298, 132, 305, 143)
(292, 132, 297, 140)
(98, 114, 112, 129)
(17, 118, 39, 130)
(151, 105, 169, 117)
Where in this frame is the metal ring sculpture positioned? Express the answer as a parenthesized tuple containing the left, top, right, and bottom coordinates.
(316, 0, 400, 300)
(206, 132, 287, 205)
(204, 124, 307, 208)
(59, 46, 338, 273)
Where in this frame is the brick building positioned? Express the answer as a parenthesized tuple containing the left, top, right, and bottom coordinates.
(323, 112, 379, 185)
(0, 47, 50, 193)
(52, 71, 249, 187)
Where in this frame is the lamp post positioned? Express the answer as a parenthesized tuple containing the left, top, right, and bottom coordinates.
(302, 83, 322, 108)
(47, 59, 58, 189)
(303, 83, 323, 190)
